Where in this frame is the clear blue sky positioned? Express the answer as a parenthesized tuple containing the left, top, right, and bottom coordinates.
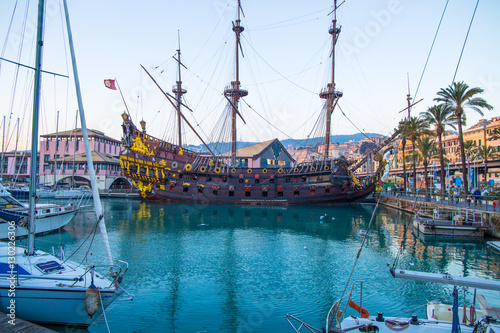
(0, 0, 499, 150)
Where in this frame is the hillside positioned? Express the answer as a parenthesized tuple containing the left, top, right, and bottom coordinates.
(186, 133, 385, 153)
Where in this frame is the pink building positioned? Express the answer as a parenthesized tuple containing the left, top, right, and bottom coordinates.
(36, 128, 130, 190)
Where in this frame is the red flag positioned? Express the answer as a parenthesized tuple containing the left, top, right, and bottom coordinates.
(104, 79, 117, 90)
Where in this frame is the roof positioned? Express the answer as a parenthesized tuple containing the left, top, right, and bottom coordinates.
(219, 139, 294, 162)
(220, 139, 276, 158)
(54, 151, 120, 164)
(41, 128, 120, 143)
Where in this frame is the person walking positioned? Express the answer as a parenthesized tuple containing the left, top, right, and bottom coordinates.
(473, 188, 481, 207)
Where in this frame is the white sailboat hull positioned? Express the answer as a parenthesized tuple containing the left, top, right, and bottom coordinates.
(0, 210, 76, 239)
(0, 285, 121, 327)
(340, 315, 480, 333)
(54, 189, 91, 199)
(0, 243, 125, 328)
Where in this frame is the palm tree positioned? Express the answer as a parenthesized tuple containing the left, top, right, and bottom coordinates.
(475, 145, 500, 183)
(405, 116, 430, 191)
(416, 136, 436, 193)
(488, 127, 500, 141)
(420, 104, 456, 197)
(456, 140, 477, 188)
(395, 121, 410, 191)
(435, 81, 493, 194)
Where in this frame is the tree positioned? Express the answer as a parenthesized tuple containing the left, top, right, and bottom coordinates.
(416, 136, 436, 192)
(405, 116, 430, 191)
(488, 127, 500, 141)
(475, 145, 500, 183)
(395, 121, 410, 191)
(456, 140, 477, 188)
(420, 104, 456, 197)
(435, 81, 493, 194)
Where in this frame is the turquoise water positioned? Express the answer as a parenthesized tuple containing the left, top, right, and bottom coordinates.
(27, 199, 500, 332)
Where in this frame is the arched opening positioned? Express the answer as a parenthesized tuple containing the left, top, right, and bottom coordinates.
(56, 176, 91, 189)
(109, 177, 133, 190)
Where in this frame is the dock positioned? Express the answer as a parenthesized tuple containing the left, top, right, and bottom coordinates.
(0, 313, 56, 332)
(413, 207, 487, 237)
(99, 189, 140, 199)
(376, 192, 500, 239)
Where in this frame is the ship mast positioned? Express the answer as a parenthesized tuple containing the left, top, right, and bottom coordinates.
(320, 0, 343, 159)
(224, 0, 248, 166)
(172, 32, 187, 148)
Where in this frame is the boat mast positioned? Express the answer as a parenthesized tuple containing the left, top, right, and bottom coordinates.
(63, 0, 113, 265)
(172, 32, 187, 148)
(28, 0, 46, 255)
(320, 0, 342, 160)
(224, 0, 248, 165)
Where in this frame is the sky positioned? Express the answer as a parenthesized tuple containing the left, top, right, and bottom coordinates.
(0, 0, 499, 151)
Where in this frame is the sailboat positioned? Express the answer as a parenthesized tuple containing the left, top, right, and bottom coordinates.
(286, 268, 500, 333)
(0, 182, 79, 239)
(118, 0, 394, 204)
(0, 0, 131, 327)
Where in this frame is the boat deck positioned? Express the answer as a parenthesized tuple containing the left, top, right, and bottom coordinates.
(413, 207, 486, 237)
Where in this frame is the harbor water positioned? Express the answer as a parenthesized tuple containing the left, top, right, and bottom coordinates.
(22, 199, 500, 332)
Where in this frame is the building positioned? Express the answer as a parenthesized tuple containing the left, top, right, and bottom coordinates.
(0, 128, 132, 190)
(221, 139, 294, 168)
(390, 116, 500, 187)
(37, 128, 130, 190)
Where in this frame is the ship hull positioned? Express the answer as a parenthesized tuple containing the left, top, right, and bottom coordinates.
(141, 182, 375, 205)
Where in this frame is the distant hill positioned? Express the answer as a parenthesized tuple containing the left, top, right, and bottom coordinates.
(186, 133, 385, 153)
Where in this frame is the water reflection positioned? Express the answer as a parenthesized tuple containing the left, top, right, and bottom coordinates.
(25, 199, 500, 332)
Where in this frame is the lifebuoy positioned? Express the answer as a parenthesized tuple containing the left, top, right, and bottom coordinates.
(294, 167, 299, 173)
(278, 168, 283, 173)
(311, 166, 315, 172)
(172, 161, 178, 169)
(247, 169, 252, 174)
(231, 168, 236, 173)
(262, 168, 267, 173)
(200, 166, 206, 172)
(185, 163, 192, 171)
(325, 165, 330, 171)
(215, 166, 221, 173)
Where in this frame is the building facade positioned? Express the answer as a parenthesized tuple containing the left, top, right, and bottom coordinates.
(0, 128, 131, 190)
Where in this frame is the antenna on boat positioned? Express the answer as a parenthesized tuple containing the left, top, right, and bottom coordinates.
(224, 0, 248, 166)
(172, 30, 187, 148)
(320, 0, 343, 160)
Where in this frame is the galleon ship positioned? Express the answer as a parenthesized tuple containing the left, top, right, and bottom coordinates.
(118, 1, 392, 204)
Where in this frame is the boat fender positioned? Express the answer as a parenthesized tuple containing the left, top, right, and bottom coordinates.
(85, 282, 99, 318)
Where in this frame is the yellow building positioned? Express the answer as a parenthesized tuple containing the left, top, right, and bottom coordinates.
(392, 116, 500, 186)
